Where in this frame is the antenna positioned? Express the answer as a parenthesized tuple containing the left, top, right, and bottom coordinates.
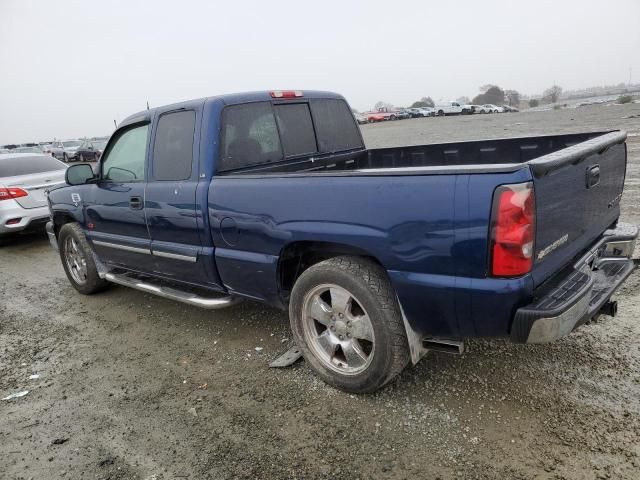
(146, 101, 150, 110)
(113, 119, 117, 128)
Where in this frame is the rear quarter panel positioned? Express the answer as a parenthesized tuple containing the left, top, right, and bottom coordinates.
(208, 168, 532, 338)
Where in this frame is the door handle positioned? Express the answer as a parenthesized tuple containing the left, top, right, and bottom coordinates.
(129, 196, 143, 210)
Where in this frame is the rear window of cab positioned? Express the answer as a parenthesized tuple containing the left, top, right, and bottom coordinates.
(219, 99, 363, 173)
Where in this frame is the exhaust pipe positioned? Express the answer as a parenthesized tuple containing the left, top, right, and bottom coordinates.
(599, 300, 618, 317)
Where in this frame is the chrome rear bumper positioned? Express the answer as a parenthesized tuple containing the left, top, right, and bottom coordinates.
(512, 222, 638, 343)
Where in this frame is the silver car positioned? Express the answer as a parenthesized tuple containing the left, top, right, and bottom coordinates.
(0, 153, 67, 235)
(61, 140, 83, 162)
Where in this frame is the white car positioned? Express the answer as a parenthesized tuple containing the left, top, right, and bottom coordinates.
(0, 153, 67, 235)
(416, 107, 435, 117)
(482, 104, 503, 113)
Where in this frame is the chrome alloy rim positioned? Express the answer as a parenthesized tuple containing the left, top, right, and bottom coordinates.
(301, 284, 375, 375)
(63, 236, 88, 285)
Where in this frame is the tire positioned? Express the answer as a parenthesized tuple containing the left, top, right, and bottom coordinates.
(438, 110, 444, 116)
(58, 223, 109, 295)
(289, 256, 410, 393)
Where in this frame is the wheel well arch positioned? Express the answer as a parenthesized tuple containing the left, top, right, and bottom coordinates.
(277, 241, 385, 301)
(51, 211, 76, 235)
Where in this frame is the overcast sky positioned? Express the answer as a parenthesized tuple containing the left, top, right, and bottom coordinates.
(1, 0, 639, 143)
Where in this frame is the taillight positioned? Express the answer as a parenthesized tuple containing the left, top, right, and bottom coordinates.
(490, 182, 535, 277)
(0, 187, 28, 201)
(270, 90, 303, 99)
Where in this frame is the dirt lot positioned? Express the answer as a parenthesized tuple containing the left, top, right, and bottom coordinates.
(2, 103, 640, 480)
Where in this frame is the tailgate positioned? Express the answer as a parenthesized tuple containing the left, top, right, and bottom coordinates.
(529, 131, 627, 287)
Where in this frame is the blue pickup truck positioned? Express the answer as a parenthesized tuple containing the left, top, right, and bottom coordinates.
(46, 90, 637, 393)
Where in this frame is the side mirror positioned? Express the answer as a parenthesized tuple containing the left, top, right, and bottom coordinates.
(66, 163, 95, 185)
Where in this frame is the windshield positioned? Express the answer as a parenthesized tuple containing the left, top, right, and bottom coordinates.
(0, 155, 66, 177)
(91, 140, 108, 149)
(63, 140, 82, 147)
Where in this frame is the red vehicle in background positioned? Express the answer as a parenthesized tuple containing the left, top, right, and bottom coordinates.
(366, 107, 399, 123)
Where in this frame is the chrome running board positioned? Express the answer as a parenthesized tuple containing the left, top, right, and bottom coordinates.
(103, 272, 239, 310)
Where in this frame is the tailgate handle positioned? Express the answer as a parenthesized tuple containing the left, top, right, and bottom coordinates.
(586, 165, 600, 189)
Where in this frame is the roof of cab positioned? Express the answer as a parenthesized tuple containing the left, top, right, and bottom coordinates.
(118, 90, 346, 128)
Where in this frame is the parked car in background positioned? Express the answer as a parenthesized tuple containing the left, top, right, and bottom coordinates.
(395, 109, 412, 120)
(0, 148, 10, 154)
(45, 141, 65, 160)
(419, 107, 436, 117)
(408, 107, 434, 117)
(502, 105, 519, 112)
(367, 107, 403, 122)
(482, 104, 503, 113)
(471, 105, 489, 114)
(353, 113, 368, 125)
(434, 101, 469, 116)
(61, 140, 83, 162)
(0, 153, 67, 236)
(75, 139, 108, 162)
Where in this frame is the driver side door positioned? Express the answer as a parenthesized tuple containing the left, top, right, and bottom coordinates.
(85, 122, 155, 273)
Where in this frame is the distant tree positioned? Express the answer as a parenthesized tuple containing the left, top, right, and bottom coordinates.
(618, 95, 633, 104)
(542, 85, 563, 104)
(410, 97, 435, 108)
(374, 101, 394, 111)
(504, 90, 521, 106)
(529, 98, 540, 108)
(420, 96, 435, 107)
(479, 84, 497, 94)
(456, 96, 471, 105)
(472, 86, 505, 105)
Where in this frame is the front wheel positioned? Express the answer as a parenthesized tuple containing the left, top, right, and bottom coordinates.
(289, 256, 410, 393)
(59, 223, 109, 295)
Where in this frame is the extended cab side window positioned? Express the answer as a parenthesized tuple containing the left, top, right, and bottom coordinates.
(220, 102, 283, 172)
(153, 110, 195, 181)
(102, 124, 149, 182)
(310, 99, 364, 153)
(273, 104, 317, 157)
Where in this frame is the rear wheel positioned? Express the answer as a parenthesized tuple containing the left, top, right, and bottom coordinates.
(58, 223, 109, 295)
(438, 110, 444, 116)
(289, 256, 410, 393)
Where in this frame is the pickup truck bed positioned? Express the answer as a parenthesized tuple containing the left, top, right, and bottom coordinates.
(47, 90, 636, 393)
(212, 130, 628, 337)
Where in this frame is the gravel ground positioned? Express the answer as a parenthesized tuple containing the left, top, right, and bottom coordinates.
(1, 103, 640, 480)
